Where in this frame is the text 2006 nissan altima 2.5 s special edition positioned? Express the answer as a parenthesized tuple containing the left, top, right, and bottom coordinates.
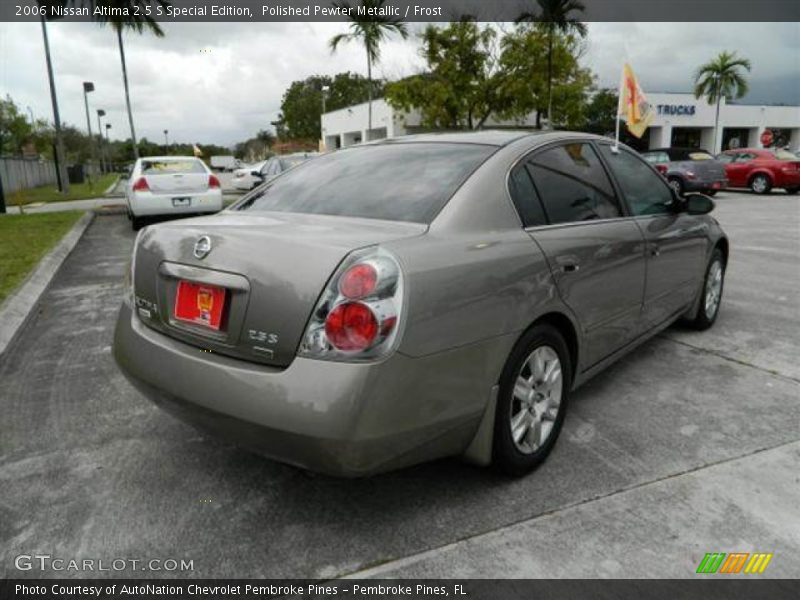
(113, 131, 729, 477)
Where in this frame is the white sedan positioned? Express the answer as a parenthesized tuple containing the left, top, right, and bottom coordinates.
(125, 156, 223, 230)
(232, 160, 267, 190)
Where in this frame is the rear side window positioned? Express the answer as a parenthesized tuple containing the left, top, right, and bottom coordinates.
(527, 143, 621, 224)
(141, 159, 206, 174)
(237, 143, 495, 223)
(508, 165, 547, 227)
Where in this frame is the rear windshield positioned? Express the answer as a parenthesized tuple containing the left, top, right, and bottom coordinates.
(236, 143, 496, 223)
(141, 159, 206, 174)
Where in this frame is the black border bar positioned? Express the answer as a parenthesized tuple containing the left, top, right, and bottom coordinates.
(3, 0, 800, 22)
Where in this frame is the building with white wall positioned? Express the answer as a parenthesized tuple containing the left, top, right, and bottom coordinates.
(321, 93, 800, 154)
(321, 99, 538, 151)
(645, 93, 800, 153)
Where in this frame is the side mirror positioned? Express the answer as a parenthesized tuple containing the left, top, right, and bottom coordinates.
(684, 193, 715, 215)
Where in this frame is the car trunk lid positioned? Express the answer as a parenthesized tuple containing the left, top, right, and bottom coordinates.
(145, 172, 210, 194)
(132, 212, 426, 367)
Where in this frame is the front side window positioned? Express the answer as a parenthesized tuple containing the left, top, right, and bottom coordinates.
(237, 143, 496, 223)
(599, 145, 674, 216)
(526, 143, 621, 224)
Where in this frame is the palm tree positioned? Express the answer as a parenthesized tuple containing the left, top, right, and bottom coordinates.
(694, 51, 751, 154)
(329, 0, 408, 133)
(72, 1, 171, 159)
(517, 0, 586, 128)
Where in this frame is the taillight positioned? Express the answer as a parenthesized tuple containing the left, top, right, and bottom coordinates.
(208, 174, 221, 189)
(132, 177, 149, 192)
(299, 247, 404, 361)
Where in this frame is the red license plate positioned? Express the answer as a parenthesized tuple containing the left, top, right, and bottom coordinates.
(174, 280, 226, 330)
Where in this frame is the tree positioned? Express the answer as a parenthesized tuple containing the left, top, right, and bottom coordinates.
(694, 50, 751, 153)
(516, 0, 587, 128)
(70, 0, 172, 160)
(329, 0, 408, 132)
(385, 22, 593, 131)
(582, 88, 618, 135)
(0, 95, 34, 156)
(498, 24, 593, 129)
(278, 73, 384, 140)
(386, 21, 505, 130)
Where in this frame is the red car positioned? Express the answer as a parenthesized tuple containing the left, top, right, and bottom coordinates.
(717, 148, 800, 195)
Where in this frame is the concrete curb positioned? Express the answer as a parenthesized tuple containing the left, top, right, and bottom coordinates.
(103, 175, 122, 197)
(0, 211, 95, 364)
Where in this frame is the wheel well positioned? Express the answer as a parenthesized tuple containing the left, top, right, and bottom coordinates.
(748, 171, 772, 185)
(529, 312, 579, 383)
(715, 237, 729, 266)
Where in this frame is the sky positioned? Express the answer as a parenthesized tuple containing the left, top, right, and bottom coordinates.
(1, 21, 798, 148)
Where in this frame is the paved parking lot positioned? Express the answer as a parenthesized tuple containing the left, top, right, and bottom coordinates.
(1, 190, 798, 579)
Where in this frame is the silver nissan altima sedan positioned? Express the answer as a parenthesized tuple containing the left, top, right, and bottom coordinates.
(113, 131, 729, 477)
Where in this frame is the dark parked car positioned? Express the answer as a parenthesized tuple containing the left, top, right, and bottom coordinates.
(641, 148, 728, 196)
(717, 148, 800, 195)
(114, 131, 729, 477)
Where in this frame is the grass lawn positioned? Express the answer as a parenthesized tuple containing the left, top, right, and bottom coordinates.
(0, 211, 84, 304)
(9, 173, 119, 206)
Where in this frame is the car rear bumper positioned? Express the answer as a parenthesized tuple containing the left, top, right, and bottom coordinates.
(128, 189, 223, 217)
(686, 178, 728, 192)
(113, 304, 505, 476)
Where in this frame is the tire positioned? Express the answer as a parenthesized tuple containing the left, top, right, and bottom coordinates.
(668, 177, 684, 196)
(493, 324, 572, 476)
(785, 187, 799, 195)
(690, 248, 725, 330)
(749, 174, 772, 195)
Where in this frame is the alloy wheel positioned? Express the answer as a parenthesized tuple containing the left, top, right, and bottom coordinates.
(704, 260, 723, 319)
(509, 346, 563, 454)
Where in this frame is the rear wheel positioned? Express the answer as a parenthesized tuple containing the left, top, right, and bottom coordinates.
(749, 174, 772, 195)
(668, 177, 684, 196)
(690, 248, 725, 330)
(493, 324, 571, 476)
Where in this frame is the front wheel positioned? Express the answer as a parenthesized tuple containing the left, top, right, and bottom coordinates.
(750, 174, 772, 195)
(493, 324, 572, 476)
(690, 248, 725, 330)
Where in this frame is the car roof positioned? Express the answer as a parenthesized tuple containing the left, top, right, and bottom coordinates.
(376, 130, 547, 147)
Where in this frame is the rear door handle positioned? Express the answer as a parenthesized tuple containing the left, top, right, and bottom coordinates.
(562, 263, 579, 272)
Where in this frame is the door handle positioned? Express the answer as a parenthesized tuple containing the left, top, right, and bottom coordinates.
(561, 262, 580, 273)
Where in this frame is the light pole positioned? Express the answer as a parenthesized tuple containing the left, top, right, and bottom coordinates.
(105, 123, 112, 170)
(27, 106, 35, 126)
(97, 109, 106, 172)
(83, 81, 95, 179)
(321, 85, 330, 148)
(164, 129, 169, 154)
(40, 15, 69, 193)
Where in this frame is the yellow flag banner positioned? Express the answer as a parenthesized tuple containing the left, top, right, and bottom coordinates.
(193, 144, 203, 157)
(620, 63, 655, 138)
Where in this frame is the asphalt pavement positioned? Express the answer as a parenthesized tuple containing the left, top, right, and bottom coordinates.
(0, 191, 798, 579)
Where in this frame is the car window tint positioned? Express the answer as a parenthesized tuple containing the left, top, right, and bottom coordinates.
(527, 143, 620, 224)
(599, 145, 675, 216)
(237, 143, 496, 223)
(508, 164, 547, 227)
